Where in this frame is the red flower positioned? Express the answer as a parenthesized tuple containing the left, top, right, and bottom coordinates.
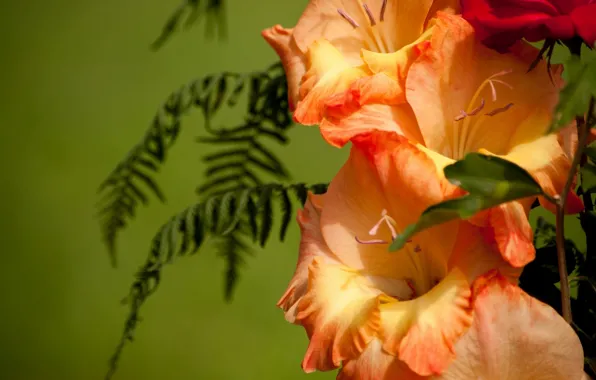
(461, 0, 596, 52)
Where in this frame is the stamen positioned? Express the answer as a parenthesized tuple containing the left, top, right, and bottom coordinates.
(406, 279, 417, 298)
(489, 81, 498, 101)
(337, 8, 359, 28)
(491, 79, 513, 90)
(467, 98, 485, 116)
(380, 0, 387, 21)
(368, 218, 385, 236)
(489, 69, 513, 78)
(455, 110, 468, 122)
(355, 236, 388, 245)
(363, 3, 376, 26)
(486, 102, 514, 116)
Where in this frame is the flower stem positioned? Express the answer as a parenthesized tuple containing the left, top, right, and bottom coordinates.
(555, 97, 594, 323)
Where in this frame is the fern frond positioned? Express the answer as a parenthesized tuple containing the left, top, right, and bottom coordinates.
(105, 182, 327, 380)
(96, 63, 286, 266)
(151, 0, 226, 51)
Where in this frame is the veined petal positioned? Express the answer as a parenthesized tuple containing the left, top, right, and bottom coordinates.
(277, 193, 337, 323)
(406, 13, 563, 160)
(503, 135, 584, 214)
(294, 40, 370, 125)
(338, 340, 425, 380)
(360, 25, 434, 81)
(321, 132, 457, 284)
(320, 104, 421, 148)
(296, 258, 384, 372)
(437, 270, 585, 380)
(292, 0, 443, 60)
(448, 221, 522, 284)
(380, 269, 473, 376)
(261, 25, 305, 111)
(477, 201, 535, 268)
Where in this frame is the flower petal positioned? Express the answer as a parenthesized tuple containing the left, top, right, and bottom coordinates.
(503, 134, 584, 214)
(292, 0, 440, 59)
(320, 103, 421, 148)
(294, 40, 370, 125)
(469, 200, 535, 268)
(380, 268, 473, 376)
(448, 221, 522, 284)
(437, 270, 585, 380)
(296, 258, 383, 372)
(277, 193, 337, 323)
(338, 340, 425, 380)
(261, 25, 305, 111)
(320, 131, 458, 283)
(406, 13, 563, 160)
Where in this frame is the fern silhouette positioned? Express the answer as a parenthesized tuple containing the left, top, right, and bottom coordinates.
(151, 0, 226, 50)
(96, 62, 287, 267)
(105, 183, 328, 380)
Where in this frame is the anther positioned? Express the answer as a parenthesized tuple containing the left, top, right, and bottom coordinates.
(468, 98, 485, 116)
(455, 110, 467, 122)
(363, 4, 376, 25)
(338, 8, 359, 28)
(355, 236, 388, 245)
(406, 279, 417, 298)
(486, 103, 514, 116)
(380, 0, 388, 21)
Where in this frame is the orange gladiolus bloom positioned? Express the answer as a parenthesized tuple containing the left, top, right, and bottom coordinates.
(266, 5, 583, 267)
(262, 0, 459, 120)
(279, 131, 584, 379)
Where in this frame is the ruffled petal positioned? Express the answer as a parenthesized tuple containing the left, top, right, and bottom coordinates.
(437, 270, 585, 380)
(320, 103, 421, 148)
(294, 40, 370, 125)
(379, 269, 473, 376)
(277, 193, 337, 323)
(448, 221, 522, 284)
(338, 340, 425, 380)
(261, 25, 305, 111)
(296, 258, 385, 372)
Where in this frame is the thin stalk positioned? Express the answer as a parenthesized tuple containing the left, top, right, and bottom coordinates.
(555, 97, 594, 323)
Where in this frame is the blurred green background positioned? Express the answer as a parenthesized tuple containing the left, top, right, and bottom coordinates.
(0, 0, 344, 379)
(0, 1, 586, 379)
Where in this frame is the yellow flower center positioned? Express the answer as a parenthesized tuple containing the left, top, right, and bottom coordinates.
(356, 209, 441, 299)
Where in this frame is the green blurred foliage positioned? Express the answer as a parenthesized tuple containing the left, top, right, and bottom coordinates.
(0, 0, 344, 379)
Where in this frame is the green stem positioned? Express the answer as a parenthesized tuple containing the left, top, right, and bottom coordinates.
(555, 97, 594, 323)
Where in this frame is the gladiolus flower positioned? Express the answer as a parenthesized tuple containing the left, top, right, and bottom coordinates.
(461, 0, 596, 53)
(321, 13, 584, 267)
(261, 0, 460, 120)
(279, 131, 584, 379)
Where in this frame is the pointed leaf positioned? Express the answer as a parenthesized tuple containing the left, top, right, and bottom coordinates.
(278, 189, 292, 241)
(444, 153, 543, 199)
(550, 49, 596, 133)
(389, 195, 485, 251)
(257, 187, 273, 247)
(581, 162, 596, 192)
(222, 188, 253, 235)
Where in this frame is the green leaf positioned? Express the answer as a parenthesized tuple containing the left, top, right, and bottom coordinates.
(390, 153, 543, 251)
(581, 162, 596, 192)
(550, 48, 596, 133)
(584, 143, 596, 163)
(389, 195, 484, 251)
(444, 153, 542, 199)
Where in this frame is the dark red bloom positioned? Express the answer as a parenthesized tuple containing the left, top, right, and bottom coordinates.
(461, 0, 596, 52)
